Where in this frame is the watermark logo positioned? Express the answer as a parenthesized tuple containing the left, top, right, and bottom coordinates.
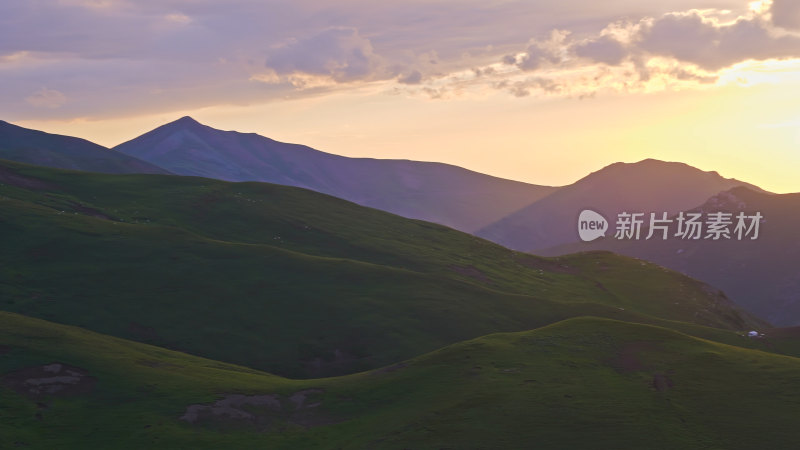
(577, 209, 764, 242)
(578, 209, 608, 242)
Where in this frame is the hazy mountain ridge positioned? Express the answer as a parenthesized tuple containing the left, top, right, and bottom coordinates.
(0, 120, 169, 175)
(477, 158, 765, 251)
(4, 119, 794, 327)
(543, 186, 800, 325)
(112, 116, 557, 232)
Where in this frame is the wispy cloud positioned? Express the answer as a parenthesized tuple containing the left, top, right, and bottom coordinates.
(25, 88, 67, 109)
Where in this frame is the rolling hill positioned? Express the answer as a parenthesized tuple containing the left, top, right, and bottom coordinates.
(541, 187, 800, 326)
(0, 120, 169, 175)
(0, 159, 766, 378)
(112, 116, 556, 232)
(477, 159, 763, 252)
(3, 312, 800, 449)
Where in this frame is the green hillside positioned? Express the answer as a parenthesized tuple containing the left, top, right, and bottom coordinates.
(2, 312, 800, 449)
(0, 159, 766, 378)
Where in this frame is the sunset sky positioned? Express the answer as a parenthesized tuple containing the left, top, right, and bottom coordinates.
(3, 0, 800, 192)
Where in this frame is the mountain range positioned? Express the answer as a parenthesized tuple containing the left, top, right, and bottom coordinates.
(477, 158, 764, 252)
(2, 118, 769, 247)
(112, 116, 556, 232)
(542, 187, 800, 326)
(2, 118, 794, 329)
(0, 120, 168, 175)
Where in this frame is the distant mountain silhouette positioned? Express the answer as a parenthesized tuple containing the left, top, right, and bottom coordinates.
(113, 116, 555, 232)
(542, 187, 800, 325)
(0, 120, 168, 175)
(477, 159, 764, 251)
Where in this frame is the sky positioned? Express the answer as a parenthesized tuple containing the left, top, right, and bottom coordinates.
(2, 0, 800, 192)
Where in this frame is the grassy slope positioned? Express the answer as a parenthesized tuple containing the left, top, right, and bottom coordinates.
(0, 160, 766, 378)
(2, 312, 800, 449)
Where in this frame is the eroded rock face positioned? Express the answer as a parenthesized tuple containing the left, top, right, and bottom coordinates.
(2, 363, 96, 398)
(180, 389, 336, 431)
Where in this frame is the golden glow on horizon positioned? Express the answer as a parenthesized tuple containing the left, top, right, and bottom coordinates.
(15, 58, 800, 195)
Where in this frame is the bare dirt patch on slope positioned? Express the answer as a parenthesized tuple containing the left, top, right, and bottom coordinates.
(0, 166, 57, 191)
(2, 362, 96, 398)
(180, 388, 340, 431)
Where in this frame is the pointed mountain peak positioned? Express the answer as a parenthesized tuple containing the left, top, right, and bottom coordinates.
(170, 116, 203, 127)
(142, 116, 211, 136)
(149, 116, 273, 141)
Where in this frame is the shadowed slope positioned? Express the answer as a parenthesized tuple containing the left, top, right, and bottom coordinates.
(113, 116, 555, 232)
(0, 120, 168, 175)
(478, 159, 763, 251)
(542, 187, 800, 325)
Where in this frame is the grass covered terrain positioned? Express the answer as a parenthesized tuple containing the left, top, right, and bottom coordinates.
(0, 159, 766, 378)
(1, 159, 796, 448)
(2, 312, 800, 449)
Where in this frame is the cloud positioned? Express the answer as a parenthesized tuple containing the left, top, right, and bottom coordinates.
(637, 11, 800, 71)
(265, 27, 382, 82)
(25, 88, 67, 108)
(422, 86, 447, 99)
(0, 0, 790, 119)
(504, 30, 569, 71)
(517, 44, 559, 70)
(668, 67, 719, 84)
(397, 70, 422, 84)
(476, 2, 800, 101)
(507, 7, 800, 75)
(771, 0, 800, 30)
(574, 35, 627, 65)
(501, 54, 517, 65)
(495, 77, 562, 97)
